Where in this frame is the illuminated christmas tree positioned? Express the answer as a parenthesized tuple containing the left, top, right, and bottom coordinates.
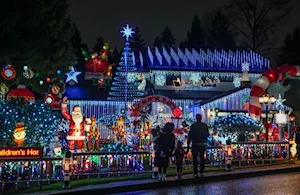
(108, 24, 144, 102)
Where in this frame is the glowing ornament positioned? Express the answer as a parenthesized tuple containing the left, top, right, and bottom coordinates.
(233, 77, 241, 87)
(23, 68, 34, 79)
(1, 64, 16, 80)
(46, 77, 51, 82)
(121, 24, 135, 41)
(173, 107, 182, 118)
(57, 70, 61, 75)
(13, 122, 26, 146)
(35, 72, 39, 77)
(44, 94, 55, 106)
(65, 67, 81, 83)
(6, 85, 35, 102)
(39, 80, 44, 85)
(23, 66, 28, 71)
(155, 74, 166, 86)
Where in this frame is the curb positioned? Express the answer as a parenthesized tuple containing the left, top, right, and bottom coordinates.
(57, 166, 300, 195)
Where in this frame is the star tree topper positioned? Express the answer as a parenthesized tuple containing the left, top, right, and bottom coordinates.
(121, 24, 135, 41)
(65, 67, 81, 83)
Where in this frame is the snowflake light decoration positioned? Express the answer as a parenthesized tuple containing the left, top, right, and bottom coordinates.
(275, 94, 286, 110)
(121, 24, 135, 41)
(242, 61, 249, 71)
(233, 77, 241, 87)
(58, 118, 69, 132)
(155, 74, 166, 86)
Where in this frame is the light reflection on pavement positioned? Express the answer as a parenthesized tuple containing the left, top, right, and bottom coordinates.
(111, 172, 300, 195)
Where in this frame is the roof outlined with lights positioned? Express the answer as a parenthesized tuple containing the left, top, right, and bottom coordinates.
(133, 47, 269, 73)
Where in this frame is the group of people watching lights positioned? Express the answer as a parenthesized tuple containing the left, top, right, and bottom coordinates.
(151, 114, 209, 180)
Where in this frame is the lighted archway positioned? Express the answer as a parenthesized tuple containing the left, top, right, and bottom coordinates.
(130, 95, 182, 118)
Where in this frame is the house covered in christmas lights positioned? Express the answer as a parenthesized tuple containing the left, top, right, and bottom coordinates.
(63, 43, 293, 139)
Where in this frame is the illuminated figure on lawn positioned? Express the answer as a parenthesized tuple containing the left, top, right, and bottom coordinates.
(87, 116, 100, 151)
(13, 122, 26, 146)
(61, 97, 91, 152)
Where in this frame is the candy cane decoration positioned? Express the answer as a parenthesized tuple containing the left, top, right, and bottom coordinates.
(249, 65, 300, 119)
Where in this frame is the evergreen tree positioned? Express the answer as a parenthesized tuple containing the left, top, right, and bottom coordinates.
(207, 10, 236, 50)
(108, 33, 144, 102)
(0, 0, 75, 94)
(153, 36, 163, 48)
(280, 26, 300, 64)
(160, 26, 176, 48)
(93, 36, 105, 54)
(185, 15, 205, 50)
(130, 26, 146, 52)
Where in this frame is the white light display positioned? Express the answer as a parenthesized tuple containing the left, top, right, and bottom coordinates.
(155, 74, 166, 86)
(275, 112, 287, 124)
(233, 77, 241, 87)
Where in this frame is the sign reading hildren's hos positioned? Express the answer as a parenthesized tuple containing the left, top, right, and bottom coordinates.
(0, 147, 43, 160)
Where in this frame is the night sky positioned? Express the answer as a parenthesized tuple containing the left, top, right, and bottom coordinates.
(67, 0, 300, 49)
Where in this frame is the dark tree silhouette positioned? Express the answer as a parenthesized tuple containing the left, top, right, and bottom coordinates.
(130, 26, 146, 52)
(160, 26, 176, 48)
(223, 0, 292, 52)
(280, 26, 300, 64)
(93, 36, 105, 54)
(71, 24, 89, 72)
(207, 10, 236, 50)
(185, 15, 205, 50)
(153, 36, 163, 48)
(0, 0, 75, 94)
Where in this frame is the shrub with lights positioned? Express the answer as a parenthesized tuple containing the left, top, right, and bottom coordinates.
(212, 113, 263, 142)
(0, 98, 60, 146)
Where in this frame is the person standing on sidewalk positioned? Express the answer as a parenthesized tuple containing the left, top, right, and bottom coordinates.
(156, 122, 175, 181)
(187, 114, 209, 177)
(174, 141, 185, 179)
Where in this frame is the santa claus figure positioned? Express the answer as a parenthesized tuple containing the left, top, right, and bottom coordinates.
(61, 97, 91, 152)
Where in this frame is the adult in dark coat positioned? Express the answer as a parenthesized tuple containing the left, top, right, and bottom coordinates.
(187, 114, 209, 177)
(155, 122, 175, 181)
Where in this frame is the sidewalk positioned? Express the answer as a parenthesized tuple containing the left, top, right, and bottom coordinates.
(21, 163, 300, 195)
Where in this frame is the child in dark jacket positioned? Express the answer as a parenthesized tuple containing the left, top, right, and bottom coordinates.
(174, 141, 185, 179)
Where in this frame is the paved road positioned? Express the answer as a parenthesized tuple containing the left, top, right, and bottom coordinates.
(112, 172, 300, 195)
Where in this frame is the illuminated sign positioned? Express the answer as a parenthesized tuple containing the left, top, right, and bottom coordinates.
(0, 147, 43, 160)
